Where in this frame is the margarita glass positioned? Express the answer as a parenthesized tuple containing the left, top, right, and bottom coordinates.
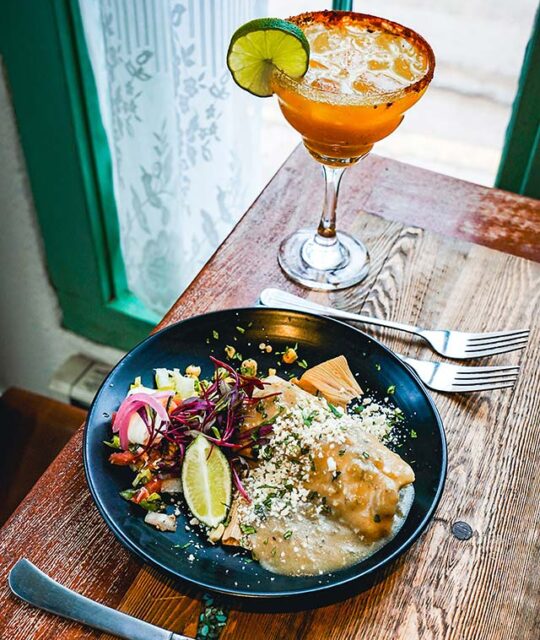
(272, 11, 435, 290)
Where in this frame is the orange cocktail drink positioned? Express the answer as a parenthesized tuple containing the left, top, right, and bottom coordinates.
(273, 11, 434, 289)
(273, 12, 434, 165)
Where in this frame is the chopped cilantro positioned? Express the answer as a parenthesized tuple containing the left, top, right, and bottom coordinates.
(338, 449, 346, 456)
(261, 445, 274, 460)
(256, 401, 268, 419)
(283, 530, 293, 540)
(327, 402, 342, 417)
(387, 384, 396, 394)
(375, 363, 381, 371)
(362, 451, 370, 459)
(254, 504, 266, 518)
(240, 524, 256, 535)
(212, 330, 219, 340)
(389, 410, 405, 426)
(320, 501, 331, 515)
(410, 429, 418, 439)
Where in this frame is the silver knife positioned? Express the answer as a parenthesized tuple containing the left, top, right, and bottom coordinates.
(8, 558, 191, 640)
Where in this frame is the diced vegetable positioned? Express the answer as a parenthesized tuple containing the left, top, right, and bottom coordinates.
(161, 477, 183, 493)
(144, 512, 177, 532)
(185, 365, 201, 378)
(128, 376, 156, 395)
(282, 347, 298, 364)
(240, 359, 257, 376)
(170, 369, 197, 399)
(132, 468, 152, 487)
(109, 451, 138, 466)
(103, 435, 121, 449)
(119, 488, 137, 500)
(155, 368, 175, 390)
(139, 492, 163, 512)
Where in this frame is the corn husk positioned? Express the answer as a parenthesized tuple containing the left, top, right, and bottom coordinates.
(295, 355, 362, 407)
(221, 498, 243, 547)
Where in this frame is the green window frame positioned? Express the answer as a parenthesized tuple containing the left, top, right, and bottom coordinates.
(496, 7, 540, 200)
(0, 0, 536, 351)
(1, 0, 159, 351)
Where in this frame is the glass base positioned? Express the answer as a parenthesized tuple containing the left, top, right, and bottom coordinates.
(278, 228, 370, 291)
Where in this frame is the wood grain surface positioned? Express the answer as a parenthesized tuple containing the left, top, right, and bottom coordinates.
(0, 149, 539, 639)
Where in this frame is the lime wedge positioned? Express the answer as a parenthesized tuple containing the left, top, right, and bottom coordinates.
(227, 18, 310, 97)
(182, 435, 232, 528)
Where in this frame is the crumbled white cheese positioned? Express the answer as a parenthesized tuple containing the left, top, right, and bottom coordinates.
(237, 393, 399, 535)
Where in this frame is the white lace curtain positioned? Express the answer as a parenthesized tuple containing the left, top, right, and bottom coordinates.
(79, 0, 266, 315)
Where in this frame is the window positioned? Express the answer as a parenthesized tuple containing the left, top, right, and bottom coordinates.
(265, 0, 539, 188)
(1, 0, 537, 351)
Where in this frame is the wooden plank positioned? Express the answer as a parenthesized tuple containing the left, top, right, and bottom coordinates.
(0, 431, 140, 638)
(0, 150, 539, 638)
(106, 224, 539, 639)
(159, 149, 540, 334)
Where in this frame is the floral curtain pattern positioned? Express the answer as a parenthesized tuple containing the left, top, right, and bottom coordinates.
(79, 0, 266, 314)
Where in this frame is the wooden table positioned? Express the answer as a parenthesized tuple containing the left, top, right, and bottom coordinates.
(1, 149, 539, 639)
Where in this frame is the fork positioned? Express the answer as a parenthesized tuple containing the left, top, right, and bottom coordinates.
(398, 354, 519, 393)
(260, 288, 529, 360)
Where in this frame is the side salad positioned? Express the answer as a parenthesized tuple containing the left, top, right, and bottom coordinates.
(105, 357, 278, 534)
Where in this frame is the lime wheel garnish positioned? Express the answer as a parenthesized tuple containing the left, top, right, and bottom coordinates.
(227, 18, 310, 97)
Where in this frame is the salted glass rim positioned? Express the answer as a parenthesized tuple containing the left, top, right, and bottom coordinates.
(272, 10, 436, 107)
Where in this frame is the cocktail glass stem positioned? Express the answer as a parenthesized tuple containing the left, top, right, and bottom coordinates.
(302, 165, 347, 270)
(318, 164, 344, 239)
(278, 157, 370, 291)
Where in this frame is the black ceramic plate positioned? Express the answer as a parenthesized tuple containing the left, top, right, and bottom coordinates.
(84, 308, 446, 600)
